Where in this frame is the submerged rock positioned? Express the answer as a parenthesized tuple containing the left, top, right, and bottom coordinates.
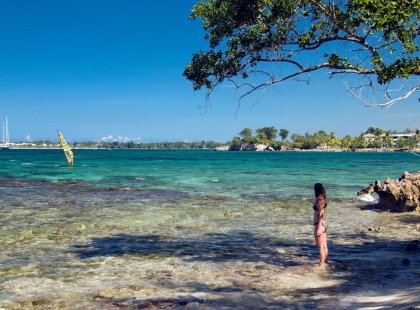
(358, 171, 420, 212)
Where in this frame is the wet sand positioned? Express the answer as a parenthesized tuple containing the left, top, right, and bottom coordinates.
(0, 181, 419, 309)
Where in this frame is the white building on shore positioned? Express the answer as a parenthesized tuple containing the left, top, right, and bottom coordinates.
(389, 133, 417, 143)
(363, 132, 417, 146)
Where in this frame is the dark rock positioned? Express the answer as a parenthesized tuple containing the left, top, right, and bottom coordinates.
(357, 184, 375, 196)
(358, 171, 420, 212)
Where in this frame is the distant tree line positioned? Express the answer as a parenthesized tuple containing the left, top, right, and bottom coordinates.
(19, 140, 226, 150)
(92, 140, 225, 150)
(229, 127, 420, 150)
(13, 127, 420, 150)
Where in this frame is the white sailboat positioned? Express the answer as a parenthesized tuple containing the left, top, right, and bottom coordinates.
(1, 115, 10, 149)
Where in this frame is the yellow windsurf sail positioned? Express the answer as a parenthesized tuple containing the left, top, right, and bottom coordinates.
(58, 131, 74, 165)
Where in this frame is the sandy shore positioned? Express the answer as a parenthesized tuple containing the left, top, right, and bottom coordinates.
(1, 194, 419, 309)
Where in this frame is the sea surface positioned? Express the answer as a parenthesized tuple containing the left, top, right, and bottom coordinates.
(1, 149, 419, 308)
(1, 149, 419, 198)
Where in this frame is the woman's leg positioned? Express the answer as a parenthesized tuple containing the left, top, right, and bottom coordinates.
(314, 227, 319, 247)
(314, 226, 326, 266)
(318, 232, 327, 266)
(324, 232, 328, 263)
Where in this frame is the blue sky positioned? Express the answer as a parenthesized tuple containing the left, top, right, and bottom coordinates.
(0, 1, 418, 143)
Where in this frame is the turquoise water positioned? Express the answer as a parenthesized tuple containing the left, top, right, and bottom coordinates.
(1, 149, 419, 308)
(0, 149, 418, 198)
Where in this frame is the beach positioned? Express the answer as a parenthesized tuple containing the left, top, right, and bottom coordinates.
(0, 150, 419, 308)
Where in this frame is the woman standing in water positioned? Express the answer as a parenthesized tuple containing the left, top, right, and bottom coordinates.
(313, 183, 328, 267)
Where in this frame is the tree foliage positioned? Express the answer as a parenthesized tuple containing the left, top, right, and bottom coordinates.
(279, 128, 289, 140)
(395, 137, 417, 148)
(256, 126, 278, 141)
(231, 136, 243, 150)
(184, 0, 419, 107)
(239, 127, 253, 142)
(365, 127, 385, 136)
(290, 130, 339, 148)
(230, 126, 419, 150)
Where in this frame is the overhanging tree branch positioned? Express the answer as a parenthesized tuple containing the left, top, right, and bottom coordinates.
(346, 82, 419, 108)
(184, 0, 420, 107)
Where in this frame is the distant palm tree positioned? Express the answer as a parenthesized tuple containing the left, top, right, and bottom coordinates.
(239, 128, 253, 142)
(279, 129, 289, 141)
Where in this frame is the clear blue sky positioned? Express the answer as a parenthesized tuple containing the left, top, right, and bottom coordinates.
(0, 1, 418, 143)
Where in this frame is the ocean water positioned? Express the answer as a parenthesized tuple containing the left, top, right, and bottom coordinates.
(0, 149, 419, 308)
(0, 149, 418, 198)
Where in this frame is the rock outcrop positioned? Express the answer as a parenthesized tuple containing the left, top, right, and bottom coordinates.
(217, 143, 276, 151)
(358, 171, 420, 212)
(241, 143, 269, 151)
(254, 144, 268, 151)
(213, 145, 230, 151)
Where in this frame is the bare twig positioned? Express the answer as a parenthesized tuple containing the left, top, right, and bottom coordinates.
(346, 82, 419, 108)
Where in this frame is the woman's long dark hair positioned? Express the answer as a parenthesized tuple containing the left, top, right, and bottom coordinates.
(314, 183, 327, 207)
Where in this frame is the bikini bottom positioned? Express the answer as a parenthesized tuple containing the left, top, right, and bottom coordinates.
(314, 222, 328, 232)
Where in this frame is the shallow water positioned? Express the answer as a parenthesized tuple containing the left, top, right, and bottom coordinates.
(0, 150, 419, 308)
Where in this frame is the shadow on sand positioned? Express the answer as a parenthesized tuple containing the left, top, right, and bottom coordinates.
(73, 231, 312, 266)
(71, 230, 420, 308)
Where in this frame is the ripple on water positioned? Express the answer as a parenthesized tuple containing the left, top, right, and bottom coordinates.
(1, 176, 419, 308)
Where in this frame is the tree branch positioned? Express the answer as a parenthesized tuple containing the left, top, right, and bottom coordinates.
(346, 83, 420, 108)
(235, 62, 332, 100)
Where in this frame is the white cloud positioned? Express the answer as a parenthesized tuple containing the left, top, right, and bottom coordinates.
(100, 135, 114, 142)
(25, 134, 31, 141)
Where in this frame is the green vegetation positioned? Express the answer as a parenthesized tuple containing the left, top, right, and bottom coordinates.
(279, 129, 289, 141)
(184, 0, 419, 107)
(228, 126, 419, 150)
(11, 127, 420, 151)
(13, 140, 226, 150)
(95, 141, 225, 150)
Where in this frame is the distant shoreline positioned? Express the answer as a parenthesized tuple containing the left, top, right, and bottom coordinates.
(3, 146, 420, 153)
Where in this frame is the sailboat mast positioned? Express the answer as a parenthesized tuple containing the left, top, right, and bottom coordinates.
(5, 115, 9, 146)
